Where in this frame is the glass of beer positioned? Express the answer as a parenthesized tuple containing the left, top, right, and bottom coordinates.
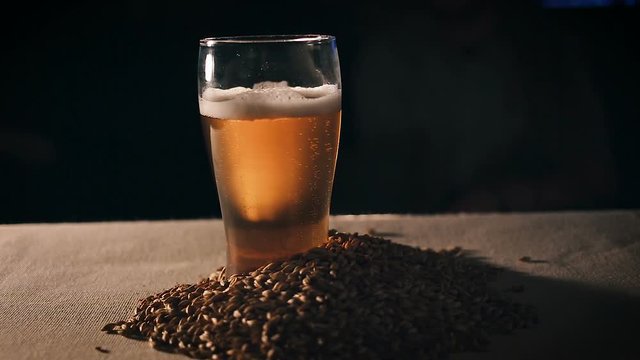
(197, 35, 341, 274)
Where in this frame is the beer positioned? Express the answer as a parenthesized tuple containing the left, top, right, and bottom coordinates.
(199, 83, 341, 273)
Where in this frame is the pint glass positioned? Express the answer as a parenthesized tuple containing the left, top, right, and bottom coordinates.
(197, 35, 341, 274)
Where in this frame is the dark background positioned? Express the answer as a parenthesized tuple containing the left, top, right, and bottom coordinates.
(1, 0, 638, 223)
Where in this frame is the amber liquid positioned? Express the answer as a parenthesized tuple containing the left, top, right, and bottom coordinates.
(202, 111, 341, 273)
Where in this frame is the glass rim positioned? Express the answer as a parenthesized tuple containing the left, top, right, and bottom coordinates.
(199, 34, 335, 46)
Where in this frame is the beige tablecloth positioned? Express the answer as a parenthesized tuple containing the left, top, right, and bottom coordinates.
(1, 211, 639, 359)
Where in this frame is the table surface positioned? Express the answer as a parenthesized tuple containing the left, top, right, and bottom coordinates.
(1, 211, 639, 360)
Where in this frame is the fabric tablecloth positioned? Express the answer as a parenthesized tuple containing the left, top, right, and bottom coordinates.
(1, 211, 639, 359)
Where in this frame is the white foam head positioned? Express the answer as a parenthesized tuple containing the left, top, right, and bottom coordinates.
(199, 81, 341, 119)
